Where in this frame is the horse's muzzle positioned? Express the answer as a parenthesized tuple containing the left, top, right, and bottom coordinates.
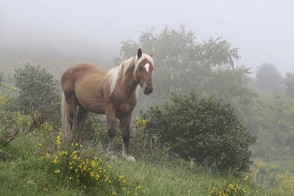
(143, 87, 153, 95)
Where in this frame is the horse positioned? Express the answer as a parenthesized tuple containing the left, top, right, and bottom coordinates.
(61, 48, 154, 161)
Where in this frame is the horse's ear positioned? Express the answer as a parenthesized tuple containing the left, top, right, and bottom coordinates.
(137, 48, 142, 58)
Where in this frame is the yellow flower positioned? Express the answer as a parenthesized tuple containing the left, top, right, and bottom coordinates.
(135, 116, 150, 128)
(244, 175, 249, 181)
(52, 158, 59, 163)
(56, 135, 61, 141)
(118, 175, 126, 183)
(54, 169, 61, 174)
(136, 185, 143, 190)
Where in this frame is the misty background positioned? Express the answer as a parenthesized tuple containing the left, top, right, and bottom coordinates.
(1, 0, 293, 75)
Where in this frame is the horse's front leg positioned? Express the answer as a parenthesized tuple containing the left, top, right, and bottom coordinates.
(120, 114, 136, 162)
(106, 106, 116, 154)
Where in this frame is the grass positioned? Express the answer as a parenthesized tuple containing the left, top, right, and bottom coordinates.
(112, 158, 214, 195)
(0, 133, 294, 196)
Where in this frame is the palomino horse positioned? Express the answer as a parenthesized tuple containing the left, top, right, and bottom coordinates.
(61, 48, 154, 161)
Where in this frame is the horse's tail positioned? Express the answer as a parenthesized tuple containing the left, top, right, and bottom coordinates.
(61, 92, 71, 143)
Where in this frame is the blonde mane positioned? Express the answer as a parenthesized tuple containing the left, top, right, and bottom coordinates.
(106, 54, 154, 96)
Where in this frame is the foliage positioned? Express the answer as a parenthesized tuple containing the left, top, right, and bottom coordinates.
(275, 171, 294, 190)
(13, 63, 60, 126)
(0, 114, 292, 195)
(48, 132, 143, 195)
(284, 72, 294, 98)
(0, 72, 3, 84)
(209, 177, 249, 196)
(255, 63, 283, 92)
(119, 26, 253, 109)
(248, 99, 294, 159)
(141, 91, 256, 172)
(249, 160, 294, 195)
(0, 95, 31, 147)
(78, 113, 108, 145)
(0, 95, 57, 149)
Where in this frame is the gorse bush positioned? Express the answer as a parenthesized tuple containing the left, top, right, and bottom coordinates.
(49, 132, 142, 195)
(209, 176, 249, 196)
(142, 91, 256, 172)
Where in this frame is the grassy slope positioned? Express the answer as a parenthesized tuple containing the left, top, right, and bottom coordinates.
(0, 135, 293, 196)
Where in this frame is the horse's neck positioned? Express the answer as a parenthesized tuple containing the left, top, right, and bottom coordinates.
(112, 61, 137, 100)
(121, 62, 137, 94)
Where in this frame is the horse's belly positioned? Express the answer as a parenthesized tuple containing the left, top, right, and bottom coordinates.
(88, 104, 105, 114)
(79, 98, 105, 114)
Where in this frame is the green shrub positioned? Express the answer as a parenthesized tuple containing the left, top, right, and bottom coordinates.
(142, 91, 256, 172)
(13, 64, 60, 126)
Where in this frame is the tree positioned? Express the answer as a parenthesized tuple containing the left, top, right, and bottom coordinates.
(121, 26, 247, 98)
(256, 63, 283, 92)
(0, 72, 3, 84)
(13, 64, 60, 125)
(119, 26, 252, 106)
(284, 72, 294, 98)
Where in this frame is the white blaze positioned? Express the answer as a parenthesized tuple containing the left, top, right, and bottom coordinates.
(144, 63, 150, 72)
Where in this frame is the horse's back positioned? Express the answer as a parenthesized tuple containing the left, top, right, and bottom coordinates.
(61, 63, 106, 101)
(62, 63, 104, 79)
(62, 63, 104, 85)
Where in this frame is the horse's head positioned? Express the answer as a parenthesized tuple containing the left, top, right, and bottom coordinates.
(134, 48, 154, 95)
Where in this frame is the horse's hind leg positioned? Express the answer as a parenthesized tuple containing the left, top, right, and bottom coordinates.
(76, 106, 89, 142)
(120, 114, 135, 162)
(66, 102, 78, 143)
(77, 106, 88, 128)
(105, 106, 116, 154)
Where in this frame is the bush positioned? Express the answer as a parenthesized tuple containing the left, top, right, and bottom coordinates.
(49, 132, 142, 195)
(142, 91, 256, 172)
(13, 64, 60, 126)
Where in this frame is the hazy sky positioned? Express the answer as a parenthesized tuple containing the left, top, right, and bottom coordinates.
(1, 0, 293, 74)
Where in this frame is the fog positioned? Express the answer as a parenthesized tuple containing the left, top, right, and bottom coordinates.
(1, 0, 294, 74)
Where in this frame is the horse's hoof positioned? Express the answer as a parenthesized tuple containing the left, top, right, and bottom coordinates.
(125, 155, 136, 162)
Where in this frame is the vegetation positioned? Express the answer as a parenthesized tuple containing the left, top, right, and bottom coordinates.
(284, 72, 294, 98)
(141, 91, 256, 172)
(255, 63, 283, 92)
(1, 25, 294, 195)
(13, 64, 60, 126)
